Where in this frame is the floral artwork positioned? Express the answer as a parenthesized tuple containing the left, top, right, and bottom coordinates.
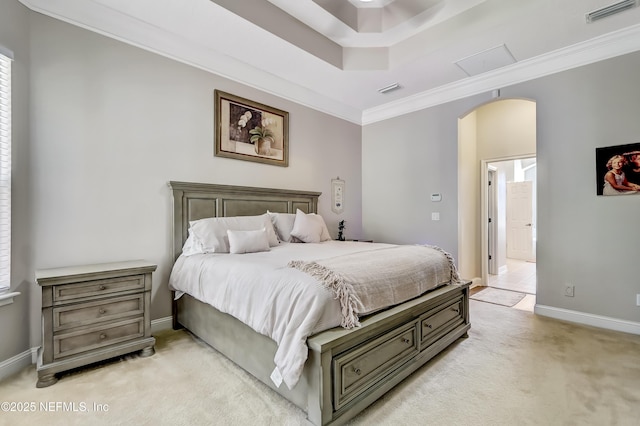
(215, 90, 289, 167)
(229, 104, 261, 144)
(595, 142, 640, 196)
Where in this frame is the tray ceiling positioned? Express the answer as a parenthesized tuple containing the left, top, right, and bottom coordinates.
(19, 0, 640, 124)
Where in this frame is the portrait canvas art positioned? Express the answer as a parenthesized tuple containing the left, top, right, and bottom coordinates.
(595, 142, 640, 196)
(214, 90, 289, 167)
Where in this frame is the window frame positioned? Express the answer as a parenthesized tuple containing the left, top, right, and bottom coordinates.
(0, 48, 14, 303)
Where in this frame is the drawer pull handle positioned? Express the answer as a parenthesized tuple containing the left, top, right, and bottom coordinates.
(424, 324, 433, 329)
(98, 308, 106, 315)
(401, 338, 411, 344)
(451, 308, 460, 313)
(99, 333, 107, 340)
(353, 367, 361, 375)
(99, 285, 106, 291)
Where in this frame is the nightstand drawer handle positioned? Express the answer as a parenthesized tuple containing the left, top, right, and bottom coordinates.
(401, 338, 411, 344)
(99, 333, 107, 340)
(98, 308, 106, 315)
(353, 367, 361, 375)
(99, 285, 106, 291)
(424, 324, 433, 329)
(451, 308, 460, 313)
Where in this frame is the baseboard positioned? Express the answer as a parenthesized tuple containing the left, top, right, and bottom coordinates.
(469, 277, 483, 288)
(151, 316, 173, 334)
(535, 304, 640, 335)
(0, 316, 174, 382)
(0, 347, 37, 382)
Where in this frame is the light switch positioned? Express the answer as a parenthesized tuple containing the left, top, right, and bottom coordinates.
(431, 212, 440, 221)
(430, 193, 442, 202)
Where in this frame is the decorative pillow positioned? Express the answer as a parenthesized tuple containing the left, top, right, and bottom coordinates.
(290, 209, 323, 243)
(227, 228, 270, 254)
(187, 213, 279, 253)
(311, 213, 332, 242)
(181, 231, 205, 256)
(267, 211, 297, 242)
(289, 209, 332, 243)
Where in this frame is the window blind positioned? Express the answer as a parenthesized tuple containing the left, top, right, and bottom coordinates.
(0, 53, 11, 291)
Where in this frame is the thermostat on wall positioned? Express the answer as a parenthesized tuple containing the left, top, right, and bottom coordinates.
(431, 193, 442, 202)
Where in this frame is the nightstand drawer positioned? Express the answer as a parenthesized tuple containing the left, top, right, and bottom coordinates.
(53, 275, 145, 303)
(53, 318, 144, 360)
(53, 294, 144, 332)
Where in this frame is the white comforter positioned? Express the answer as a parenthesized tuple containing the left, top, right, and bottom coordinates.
(169, 241, 396, 390)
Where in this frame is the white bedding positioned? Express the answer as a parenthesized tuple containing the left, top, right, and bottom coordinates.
(168, 241, 429, 390)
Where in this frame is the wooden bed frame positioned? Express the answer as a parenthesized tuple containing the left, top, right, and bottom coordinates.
(169, 181, 470, 426)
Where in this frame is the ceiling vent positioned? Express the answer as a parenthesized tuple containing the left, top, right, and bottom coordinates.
(377, 83, 401, 94)
(455, 44, 517, 77)
(586, 0, 638, 23)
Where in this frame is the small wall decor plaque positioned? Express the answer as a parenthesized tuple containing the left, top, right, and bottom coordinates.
(331, 178, 345, 214)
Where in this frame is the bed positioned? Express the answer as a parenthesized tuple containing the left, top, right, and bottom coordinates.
(168, 181, 470, 426)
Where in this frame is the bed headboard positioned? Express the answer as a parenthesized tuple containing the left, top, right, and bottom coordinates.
(168, 181, 321, 260)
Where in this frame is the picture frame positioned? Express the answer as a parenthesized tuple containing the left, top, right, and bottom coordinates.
(214, 90, 289, 167)
(595, 142, 640, 196)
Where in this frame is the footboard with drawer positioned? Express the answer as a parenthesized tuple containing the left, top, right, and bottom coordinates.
(306, 281, 470, 425)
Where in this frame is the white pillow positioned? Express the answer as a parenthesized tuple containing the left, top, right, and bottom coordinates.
(227, 228, 270, 254)
(181, 231, 205, 256)
(311, 213, 332, 242)
(187, 214, 279, 253)
(289, 209, 332, 243)
(267, 211, 297, 242)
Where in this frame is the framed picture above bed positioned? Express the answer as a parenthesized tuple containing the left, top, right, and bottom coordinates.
(214, 90, 289, 167)
(595, 142, 640, 196)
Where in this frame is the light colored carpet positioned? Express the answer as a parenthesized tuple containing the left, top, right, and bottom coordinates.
(470, 286, 527, 307)
(2, 300, 640, 425)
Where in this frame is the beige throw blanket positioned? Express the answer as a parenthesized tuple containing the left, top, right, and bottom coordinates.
(288, 245, 460, 329)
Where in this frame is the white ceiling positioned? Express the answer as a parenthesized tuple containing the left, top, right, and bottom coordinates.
(19, 0, 640, 124)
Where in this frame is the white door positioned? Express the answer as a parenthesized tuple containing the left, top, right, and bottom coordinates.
(506, 181, 535, 261)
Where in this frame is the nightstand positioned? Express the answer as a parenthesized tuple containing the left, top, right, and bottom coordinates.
(35, 260, 157, 388)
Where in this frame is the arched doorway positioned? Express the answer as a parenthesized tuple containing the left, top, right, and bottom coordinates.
(457, 98, 537, 309)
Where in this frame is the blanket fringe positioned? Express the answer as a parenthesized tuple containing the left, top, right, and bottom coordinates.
(423, 245, 461, 283)
(288, 260, 361, 329)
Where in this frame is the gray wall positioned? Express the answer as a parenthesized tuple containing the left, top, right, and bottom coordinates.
(363, 51, 640, 324)
(2, 7, 363, 363)
(363, 97, 487, 260)
(521, 54, 640, 320)
(0, 0, 32, 365)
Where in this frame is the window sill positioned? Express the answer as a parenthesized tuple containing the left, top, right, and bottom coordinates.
(0, 291, 20, 307)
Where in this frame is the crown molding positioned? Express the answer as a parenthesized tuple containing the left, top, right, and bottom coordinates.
(362, 23, 640, 125)
(19, 1, 640, 127)
(19, 0, 363, 124)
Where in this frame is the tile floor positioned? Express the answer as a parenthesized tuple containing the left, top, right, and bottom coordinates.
(487, 258, 536, 312)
